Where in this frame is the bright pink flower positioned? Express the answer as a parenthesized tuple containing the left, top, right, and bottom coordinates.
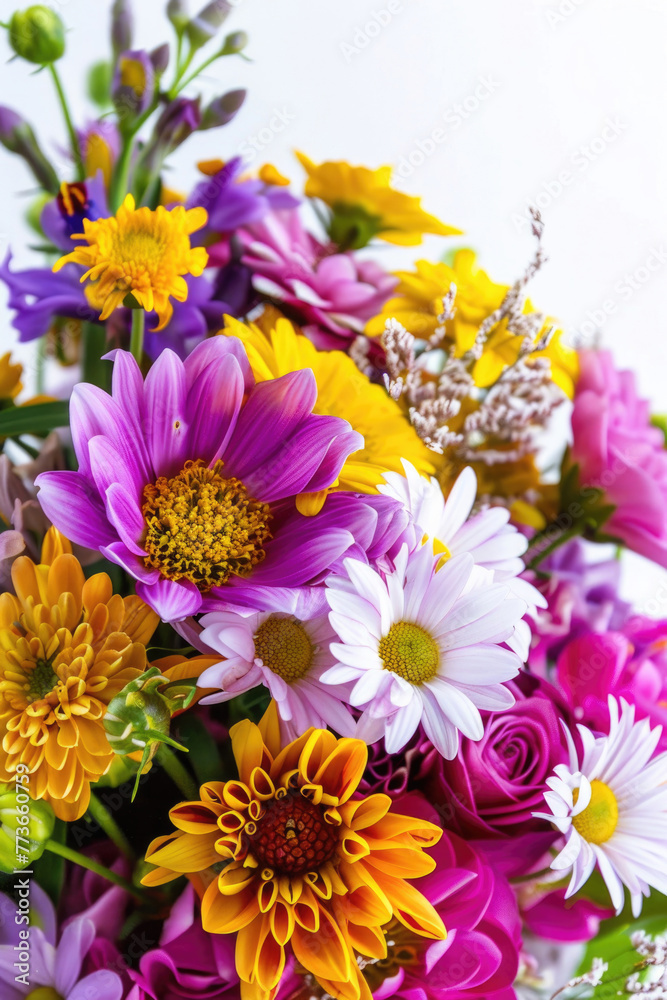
(557, 620, 667, 748)
(239, 209, 396, 350)
(571, 349, 667, 566)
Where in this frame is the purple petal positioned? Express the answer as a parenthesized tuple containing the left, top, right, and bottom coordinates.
(100, 541, 160, 584)
(223, 370, 317, 483)
(143, 349, 188, 477)
(184, 335, 254, 394)
(67, 969, 123, 1000)
(35, 471, 116, 549)
(88, 435, 144, 503)
(55, 918, 95, 996)
(185, 352, 244, 465)
(105, 483, 147, 557)
(234, 516, 354, 588)
(136, 577, 203, 621)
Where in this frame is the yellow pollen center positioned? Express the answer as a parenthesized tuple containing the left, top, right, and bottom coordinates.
(141, 459, 272, 591)
(26, 989, 64, 1000)
(378, 621, 439, 684)
(572, 780, 619, 844)
(254, 618, 314, 683)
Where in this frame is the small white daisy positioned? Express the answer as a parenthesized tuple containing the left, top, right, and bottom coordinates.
(321, 542, 525, 759)
(196, 597, 356, 740)
(534, 696, 667, 917)
(378, 460, 546, 658)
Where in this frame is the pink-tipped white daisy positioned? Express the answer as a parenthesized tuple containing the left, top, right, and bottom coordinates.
(196, 595, 356, 740)
(320, 542, 526, 759)
(533, 696, 667, 917)
(378, 459, 546, 658)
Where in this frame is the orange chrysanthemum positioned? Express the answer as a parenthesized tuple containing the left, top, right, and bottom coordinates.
(0, 529, 159, 821)
(143, 706, 446, 1000)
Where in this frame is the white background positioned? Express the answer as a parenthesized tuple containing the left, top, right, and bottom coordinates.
(1, 0, 667, 606)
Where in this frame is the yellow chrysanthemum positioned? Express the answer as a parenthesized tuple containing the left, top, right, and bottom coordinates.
(366, 249, 579, 397)
(0, 353, 22, 403)
(143, 706, 445, 1000)
(0, 528, 159, 821)
(223, 313, 434, 513)
(52, 194, 209, 331)
(296, 151, 461, 248)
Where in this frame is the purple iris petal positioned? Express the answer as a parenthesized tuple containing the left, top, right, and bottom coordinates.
(40, 170, 109, 251)
(0, 252, 98, 342)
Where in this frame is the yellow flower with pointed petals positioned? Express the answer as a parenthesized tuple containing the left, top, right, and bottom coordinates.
(366, 249, 579, 397)
(0, 528, 160, 821)
(223, 313, 434, 513)
(143, 705, 445, 1000)
(296, 151, 461, 248)
(52, 194, 209, 331)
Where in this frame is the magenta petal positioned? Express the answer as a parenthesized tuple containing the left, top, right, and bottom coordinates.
(106, 350, 152, 481)
(241, 415, 362, 502)
(101, 541, 160, 584)
(136, 577, 203, 621)
(236, 519, 355, 588)
(35, 471, 116, 549)
(144, 349, 188, 477)
(186, 352, 244, 464)
(184, 334, 254, 394)
(222, 369, 317, 481)
(88, 434, 143, 503)
(105, 483, 147, 557)
(68, 970, 124, 1000)
(70, 382, 144, 482)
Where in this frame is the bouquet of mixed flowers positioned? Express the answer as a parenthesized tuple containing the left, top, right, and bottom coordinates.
(2, 3, 667, 999)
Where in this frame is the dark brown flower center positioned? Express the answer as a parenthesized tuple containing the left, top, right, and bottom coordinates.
(248, 792, 338, 876)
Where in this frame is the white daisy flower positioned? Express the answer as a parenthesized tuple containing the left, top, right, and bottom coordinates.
(196, 599, 356, 740)
(533, 696, 667, 917)
(321, 542, 525, 759)
(378, 460, 546, 659)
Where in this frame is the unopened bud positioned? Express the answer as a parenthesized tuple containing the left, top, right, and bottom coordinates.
(0, 782, 55, 873)
(220, 29, 248, 55)
(200, 88, 246, 129)
(150, 42, 170, 75)
(111, 0, 133, 58)
(0, 105, 59, 193)
(167, 0, 189, 32)
(8, 6, 65, 64)
(185, 0, 231, 49)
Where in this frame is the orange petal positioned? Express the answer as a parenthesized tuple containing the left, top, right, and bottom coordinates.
(230, 720, 271, 786)
(201, 879, 259, 934)
(375, 870, 446, 940)
(144, 830, 219, 874)
(291, 904, 352, 983)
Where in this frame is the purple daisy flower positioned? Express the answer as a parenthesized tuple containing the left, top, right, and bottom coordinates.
(0, 880, 125, 1000)
(35, 336, 379, 620)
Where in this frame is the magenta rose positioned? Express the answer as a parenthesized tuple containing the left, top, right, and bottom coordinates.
(420, 674, 571, 873)
(570, 348, 667, 567)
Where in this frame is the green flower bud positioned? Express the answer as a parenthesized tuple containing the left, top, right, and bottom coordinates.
(87, 60, 113, 108)
(104, 668, 195, 800)
(200, 88, 245, 130)
(0, 781, 55, 874)
(167, 0, 189, 33)
(8, 6, 66, 65)
(0, 105, 59, 194)
(25, 191, 50, 235)
(219, 29, 248, 55)
(185, 0, 231, 50)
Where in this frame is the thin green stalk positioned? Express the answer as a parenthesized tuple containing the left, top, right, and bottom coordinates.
(81, 322, 110, 389)
(172, 50, 223, 96)
(48, 63, 84, 181)
(525, 523, 583, 571)
(44, 839, 148, 900)
(87, 792, 136, 861)
(157, 744, 199, 801)
(130, 309, 145, 364)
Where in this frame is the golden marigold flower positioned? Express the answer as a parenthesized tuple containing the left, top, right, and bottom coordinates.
(296, 151, 460, 248)
(0, 528, 159, 821)
(223, 314, 435, 514)
(143, 706, 445, 1000)
(366, 250, 579, 397)
(52, 194, 209, 330)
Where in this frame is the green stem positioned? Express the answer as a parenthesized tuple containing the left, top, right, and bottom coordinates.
(157, 744, 199, 801)
(48, 63, 84, 181)
(81, 322, 110, 389)
(87, 792, 136, 861)
(44, 839, 147, 900)
(525, 523, 584, 571)
(172, 50, 223, 96)
(130, 309, 145, 364)
(109, 101, 160, 211)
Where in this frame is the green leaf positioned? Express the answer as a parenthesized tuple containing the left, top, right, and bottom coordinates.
(651, 414, 667, 446)
(574, 911, 667, 999)
(174, 714, 224, 786)
(0, 401, 69, 436)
